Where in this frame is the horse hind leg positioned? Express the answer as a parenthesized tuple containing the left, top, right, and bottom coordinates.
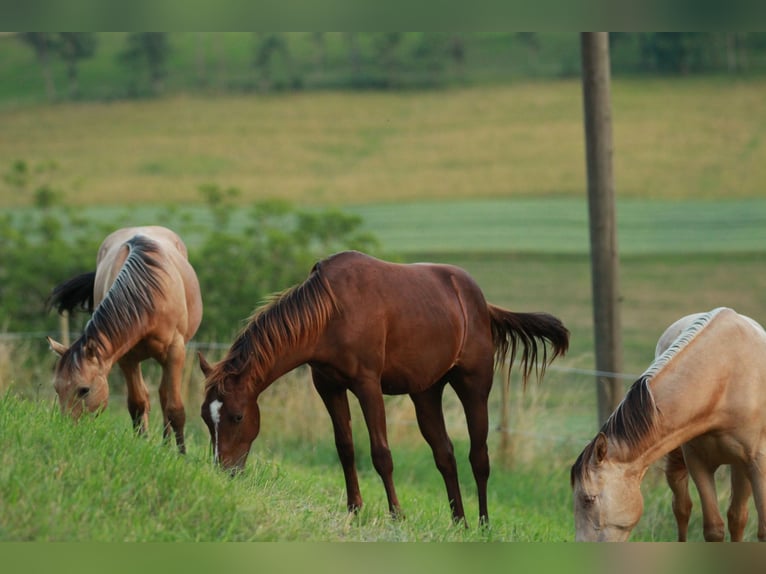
(410, 383, 465, 525)
(727, 463, 751, 541)
(450, 366, 492, 527)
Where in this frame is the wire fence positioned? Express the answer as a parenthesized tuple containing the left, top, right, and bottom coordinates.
(1, 328, 640, 459)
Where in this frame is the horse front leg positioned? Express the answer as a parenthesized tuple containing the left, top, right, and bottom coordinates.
(664, 448, 692, 542)
(353, 380, 401, 519)
(312, 370, 363, 513)
(158, 340, 187, 454)
(685, 449, 724, 541)
(118, 356, 150, 435)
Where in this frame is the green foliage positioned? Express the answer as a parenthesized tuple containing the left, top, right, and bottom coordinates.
(0, 163, 379, 340)
(118, 33, 170, 95)
(189, 183, 379, 338)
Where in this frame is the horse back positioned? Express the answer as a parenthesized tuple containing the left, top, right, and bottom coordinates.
(95, 226, 202, 342)
(314, 252, 492, 391)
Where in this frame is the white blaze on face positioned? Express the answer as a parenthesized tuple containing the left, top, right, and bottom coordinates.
(210, 399, 223, 462)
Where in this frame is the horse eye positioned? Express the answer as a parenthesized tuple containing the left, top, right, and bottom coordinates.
(582, 494, 597, 508)
(77, 387, 90, 398)
(231, 413, 244, 424)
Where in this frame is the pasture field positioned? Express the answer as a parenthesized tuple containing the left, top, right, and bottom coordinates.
(2, 79, 766, 541)
(1, 78, 765, 207)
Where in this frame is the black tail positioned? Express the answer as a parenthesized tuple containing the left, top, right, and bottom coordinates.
(47, 271, 96, 314)
(488, 305, 569, 387)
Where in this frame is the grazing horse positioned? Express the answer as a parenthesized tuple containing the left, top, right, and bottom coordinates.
(571, 307, 766, 542)
(658, 312, 759, 542)
(198, 250, 569, 525)
(47, 226, 203, 453)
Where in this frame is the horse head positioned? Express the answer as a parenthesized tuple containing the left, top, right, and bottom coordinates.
(47, 336, 110, 419)
(570, 433, 646, 542)
(198, 352, 261, 471)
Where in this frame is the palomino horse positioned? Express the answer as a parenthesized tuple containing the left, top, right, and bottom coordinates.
(571, 307, 766, 542)
(47, 226, 203, 453)
(199, 250, 569, 525)
(658, 312, 758, 542)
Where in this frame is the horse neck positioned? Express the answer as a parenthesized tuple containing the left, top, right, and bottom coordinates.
(615, 360, 724, 472)
(84, 330, 143, 371)
(241, 334, 316, 396)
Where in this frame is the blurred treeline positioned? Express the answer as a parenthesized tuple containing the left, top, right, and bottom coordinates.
(4, 32, 766, 103)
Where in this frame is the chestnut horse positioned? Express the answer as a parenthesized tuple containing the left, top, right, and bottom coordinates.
(199, 250, 569, 525)
(47, 226, 203, 453)
(658, 312, 759, 542)
(571, 307, 766, 542)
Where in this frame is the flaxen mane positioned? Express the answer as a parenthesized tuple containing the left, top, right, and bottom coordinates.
(206, 262, 340, 393)
(571, 308, 726, 485)
(56, 235, 164, 372)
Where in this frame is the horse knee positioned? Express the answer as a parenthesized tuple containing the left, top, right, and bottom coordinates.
(165, 404, 186, 426)
(371, 444, 394, 476)
(469, 444, 490, 480)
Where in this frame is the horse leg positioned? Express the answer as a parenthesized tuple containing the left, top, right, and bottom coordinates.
(685, 448, 725, 541)
(727, 463, 751, 542)
(118, 357, 150, 435)
(746, 455, 766, 541)
(312, 370, 363, 513)
(352, 380, 401, 518)
(664, 448, 692, 542)
(450, 368, 492, 526)
(410, 384, 465, 525)
(158, 339, 187, 454)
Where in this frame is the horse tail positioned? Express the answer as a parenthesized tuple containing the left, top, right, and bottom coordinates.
(47, 271, 96, 314)
(488, 305, 569, 388)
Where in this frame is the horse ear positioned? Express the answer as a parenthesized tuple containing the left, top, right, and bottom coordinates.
(593, 432, 608, 465)
(198, 352, 213, 377)
(47, 336, 68, 357)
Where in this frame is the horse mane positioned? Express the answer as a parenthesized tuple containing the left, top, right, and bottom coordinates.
(571, 308, 726, 485)
(58, 235, 164, 371)
(205, 262, 340, 394)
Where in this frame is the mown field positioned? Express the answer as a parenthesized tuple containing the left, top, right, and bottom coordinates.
(2, 78, 766, 542)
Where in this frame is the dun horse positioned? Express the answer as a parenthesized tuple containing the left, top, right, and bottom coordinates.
(571, 307, 766, 542)
(48, 226, 203, 453)
(199, 250, 569, 525)
(658, 312, 758, 542)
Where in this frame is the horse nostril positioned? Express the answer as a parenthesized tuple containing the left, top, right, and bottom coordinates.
(77, 387, 90, 399)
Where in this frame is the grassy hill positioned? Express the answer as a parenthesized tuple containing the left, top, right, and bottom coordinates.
(2, 77, 766, 542)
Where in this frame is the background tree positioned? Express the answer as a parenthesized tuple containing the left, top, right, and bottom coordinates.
(56, 33, 97, 98)
(118, 33, 170, 95)
(18, 33, 57, 101)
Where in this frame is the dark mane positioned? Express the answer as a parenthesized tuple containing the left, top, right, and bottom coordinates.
(571, 375, 659, 485)
(205, 262, 340, 393)
(58, 236, 164, 372)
